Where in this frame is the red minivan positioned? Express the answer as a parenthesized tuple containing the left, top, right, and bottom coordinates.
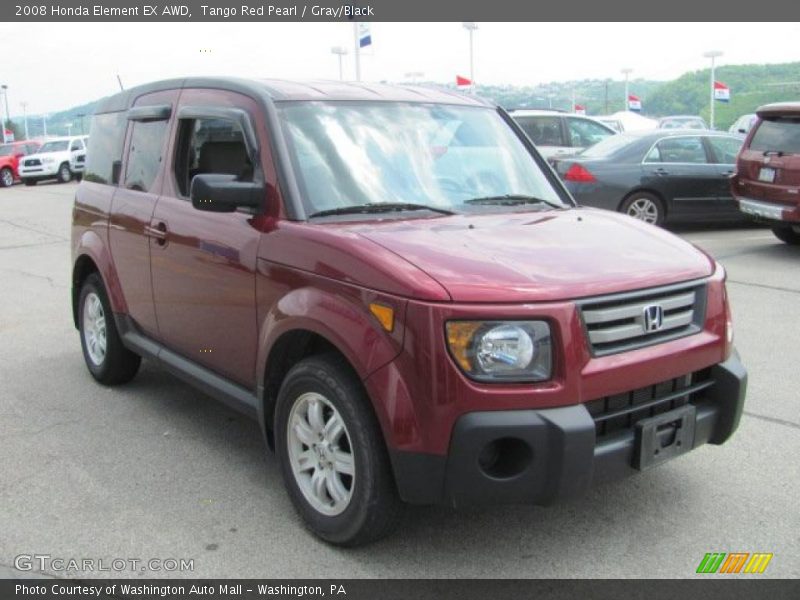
(71, 78, 746, 546)
(732, 102, 800, 244)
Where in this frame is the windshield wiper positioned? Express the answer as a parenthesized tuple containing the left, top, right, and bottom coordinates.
(463, 194, 563, 209)
(308, 202, 456, 219)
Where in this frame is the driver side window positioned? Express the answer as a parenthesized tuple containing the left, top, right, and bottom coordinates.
(174, 117, 253, 197)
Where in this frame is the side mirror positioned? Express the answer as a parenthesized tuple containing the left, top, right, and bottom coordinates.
(190, 174, 264, 213)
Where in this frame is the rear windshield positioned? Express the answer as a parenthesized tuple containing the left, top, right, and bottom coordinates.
(750, 117, 800, 155)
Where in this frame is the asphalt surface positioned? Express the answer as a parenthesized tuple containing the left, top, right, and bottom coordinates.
(1, 181, 798, 579)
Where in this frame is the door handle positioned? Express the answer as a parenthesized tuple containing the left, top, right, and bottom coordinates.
(720, 170, 735, 177)
(652, 168, 670, 176)
(144, 222, 168, 246)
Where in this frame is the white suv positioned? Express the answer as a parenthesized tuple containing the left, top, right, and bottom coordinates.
(18, 135, 89, 185)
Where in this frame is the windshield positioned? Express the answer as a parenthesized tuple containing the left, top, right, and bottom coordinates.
(0, 145, 17, 157)
(578, 133, 637, 158)
(278, 102, 567, 217)
(38, 140, 70, 153)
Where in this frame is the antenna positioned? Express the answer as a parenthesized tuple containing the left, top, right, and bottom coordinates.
(116, 75, 124, 91)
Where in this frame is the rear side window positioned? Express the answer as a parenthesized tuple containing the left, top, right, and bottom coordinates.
(646, 137, 707, 164)
(749, 117, 800, 155)
(707, 136, 742, 164)
(85, 112, 127, 184)
(124, 120, 169, 193)
(566, 117, 613, 148)
(515, 116, 563, 146)
(173, 117, 253, 197)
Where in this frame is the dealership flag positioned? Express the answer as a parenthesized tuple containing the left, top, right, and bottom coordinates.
(358, 23, 372, 48)
(456, 75, 472, 87)
(628, 94, 642, 112)
(714, 81, 730, 102)
(574, 104, 586, 115)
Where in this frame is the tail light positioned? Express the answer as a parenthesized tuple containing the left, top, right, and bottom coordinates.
(564, 164, 597, 183)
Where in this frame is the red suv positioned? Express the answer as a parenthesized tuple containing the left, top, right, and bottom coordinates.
(71, 78, 746, 546)
(0, 140, 41, 187)
(732, 102, 800, 244)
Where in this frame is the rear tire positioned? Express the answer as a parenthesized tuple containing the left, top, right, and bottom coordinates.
(620, 192, 665, 226)
(0, 167, 13, 187)
(275, 354, 402, 547)
(772, 225, 800, 245)
(57, 162, 72, 183)
(23, 178, 36, 186)
(78, 273, 141, 385)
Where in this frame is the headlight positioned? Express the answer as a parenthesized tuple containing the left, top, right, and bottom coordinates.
(446, 320, 552, 382)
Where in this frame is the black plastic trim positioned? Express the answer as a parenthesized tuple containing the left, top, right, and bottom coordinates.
(127, 104, 172, 122)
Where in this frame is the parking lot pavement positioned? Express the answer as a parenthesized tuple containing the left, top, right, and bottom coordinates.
(1, 182, 798, 579)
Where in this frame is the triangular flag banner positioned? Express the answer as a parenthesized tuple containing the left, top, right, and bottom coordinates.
(358, 22, 372, 48)
(714, 81, 730, 103)
(628, 94, 642, 112)
(456, 75, 472, 87)
(574, 104, 586, 115)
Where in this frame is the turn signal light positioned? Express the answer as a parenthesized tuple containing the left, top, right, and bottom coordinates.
(369, 303, 395, 332)
(564, 164, 597, 183)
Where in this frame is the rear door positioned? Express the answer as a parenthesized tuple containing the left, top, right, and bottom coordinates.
(641, 135, 720, 220)
(107, 90, 178, 337)
(149, 88, 264, 387)
(706, 135, 744, 217)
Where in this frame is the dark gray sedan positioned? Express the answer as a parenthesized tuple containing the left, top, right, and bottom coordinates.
(554, 129, 745, 225)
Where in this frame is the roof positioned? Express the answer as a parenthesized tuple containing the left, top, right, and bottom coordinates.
(756, 102, 800, 117)
(507, 108, 566, 115)
(94, 77, 494, 113)
(616, 128, 739, 141)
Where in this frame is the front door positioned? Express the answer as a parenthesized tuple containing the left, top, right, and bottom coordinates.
(149, 89, 265, 387)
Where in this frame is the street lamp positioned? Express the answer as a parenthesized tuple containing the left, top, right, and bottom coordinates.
(20, 102, 29, 140)
(0, 84, 9, 143)
(621, 68, 633, 111)
(703, 50, 723, 130)
(462, 22, 478, 86)
(331, 46, 348, 81)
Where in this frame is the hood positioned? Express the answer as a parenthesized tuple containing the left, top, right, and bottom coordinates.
(353, 208, 714, 303)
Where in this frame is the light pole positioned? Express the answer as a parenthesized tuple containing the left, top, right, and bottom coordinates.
(66, 123, 73, 137)
(42, 113, 47, 138)
(462, 22, 478, 86)
(331, 46, 348, 81)
(621, 68, 633, 111)
(0, 85, 8, 143)
(704, 50, 723, 130)
(20, 102, 29, 140)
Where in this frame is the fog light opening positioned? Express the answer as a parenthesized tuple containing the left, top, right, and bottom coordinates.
(477, 437, 532, 479)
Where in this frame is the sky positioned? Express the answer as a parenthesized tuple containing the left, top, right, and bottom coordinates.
(1, 21, 799, 116)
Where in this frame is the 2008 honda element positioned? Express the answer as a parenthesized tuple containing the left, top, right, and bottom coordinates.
(71, 78, 746, 546)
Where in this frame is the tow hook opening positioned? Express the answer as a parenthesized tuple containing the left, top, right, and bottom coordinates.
(477, 437, 533, 479)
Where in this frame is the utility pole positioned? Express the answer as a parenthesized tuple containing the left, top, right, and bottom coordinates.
(0, 85, 8, 143)
(621, 68, 633, 111)
(331, 46, 348, 81)
(352, 23, 361, 82)
(604, 80, 609, 114)
(42, 114, 47, 138)
(462, 22, 478, 86)
(704, 50, 723, 130)
(20, 102, 29, 140)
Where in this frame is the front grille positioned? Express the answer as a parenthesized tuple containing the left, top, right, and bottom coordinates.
(586, 369, 713, 440)
(579, 281, 707, 356)
(24, 158, 41, 167)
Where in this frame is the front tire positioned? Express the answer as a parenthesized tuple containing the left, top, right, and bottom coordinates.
(275, 355, 401, 546)
(772, 225, 800, 245)
(0, 167, 14, 187)
(78, 273, 141, 385)
(621, 192, 665, 226)
(57, 162, 72, 183)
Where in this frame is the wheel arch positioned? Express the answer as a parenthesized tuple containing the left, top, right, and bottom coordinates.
(72, 230, 127, 328)
(618, 187, 668, 219)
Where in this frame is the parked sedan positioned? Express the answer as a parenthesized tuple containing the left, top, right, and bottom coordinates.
(555, 129, 745, 225)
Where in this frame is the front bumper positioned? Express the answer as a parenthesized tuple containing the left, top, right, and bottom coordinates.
(390, 353, 746, 507)
(19, 164, 59, 178)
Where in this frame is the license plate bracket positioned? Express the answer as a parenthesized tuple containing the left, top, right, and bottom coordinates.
(633, 404, 696, 470)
